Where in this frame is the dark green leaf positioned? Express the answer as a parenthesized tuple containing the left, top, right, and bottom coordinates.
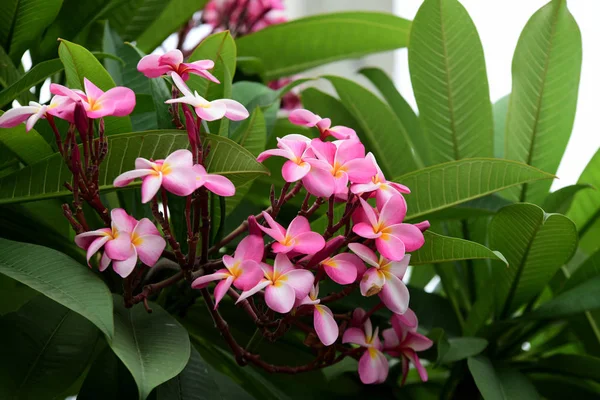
(110, 295, 191, 400)
(393, 158, 555, 221)
(490, 203, 578, 317)
(0, 130, 269, 204)
(504, 0, 582, 204)
(522, 354, 600, 382)
(419, 194, 512, 221)
(0, 58, 63, 108)
(529, 275, 600, 319)
(0, 110, 54, 165)
(439, 337, 488, 363)
(0, 274, 37, 315)
(78, 347, 139, 400)
(237, 12, 411, 80)
(0, 296, 98, 399)
(530, 373, 600, 400)
(468, 356, 540, 400)
(0, 238, 114, 339)
(564, 248, 600, 291)
(568, 148, 600, 251)
(109, 0, 169, 41)
(136, 0, 209, 53)
(542, 184, 592, 214)
(326, 75, 424, 177)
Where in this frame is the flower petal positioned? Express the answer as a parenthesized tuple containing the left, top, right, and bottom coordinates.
(376, 234, 406, 261)
(322, 255, 358, 285)
(379, 274, 410, 315)
(134, 234, 166, 266)
(301, 166, 335, 198)
(292, 231, 325, 254)
(257, 148, 292, 163)
(111, 208, 137, 233)
(141, 174, 163, 203)
(281, 160, 310, 182)
(358, 197, 379, 227)
(264, 282, 296, 313)
(213, 276, 234, 308)
(191, 270, 230, 289)
(236, 279, 271, 303)
(203, 174, 236, 196)
(83, 78, 104, 101)
(112, 251, 138, 278)
(405, 332, 434, 352)
(164, 149, 193, 168)
(282, 269, 314, 299)
(273, 253, 295, 275)
(360, 268, 386, 297)
(113, 169, 154, 187)
(314, 305, 338, 346)
(289, 109, 321, 127)
(352, 222, 380, 239)
(99, 252, 111, 272)
(342, 327, 368, 347)
(74, 228, 111, 250)
(348, 243, 379, 268)
(211, 99, 249, 121)
(0, 106, 38, 128)
(387, 224, 425, 252)
(233, 260, 264, 291)
(234, 234, 264, 263)
(170, 72, 194, 98)
(162, 167, 197, 196)
(85, 236, 110, 265)
(405, 349, 428, 382)
(287, 216, 311, 237)
(385, 255, 411, 279)
(379, 195, 407, 226)
(195, 101, 227, 121)
(137, 54, 171, 78)
(159, 50, 183, 67)
(382, 327, 400, 349)
(344, 158, 377, 184)
(259, 211, 286, 242)
(104, 235, 134, 261)
(358, 349, 388, 384)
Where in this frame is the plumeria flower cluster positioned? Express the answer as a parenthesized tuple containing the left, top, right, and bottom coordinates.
(202, 0, 287, 35)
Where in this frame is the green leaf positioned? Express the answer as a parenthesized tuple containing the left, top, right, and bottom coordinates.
(409, 0, 493, 164)
(136, 0, 209, 53)
(58, 39, 133, 135)
(439, 337, 488, 364)
(359, 67, 426, 164)
(0, 130, 269, 205)
(504, 0, 582, 204)
(0, 296, 98, 399)
(326, 75, 424, 177)
(0, 110, 54, 165)
(0, 45, 31, 105)
(528, 275, 600, 320)
(568, 149, 600, 241)
(6, 0, 63, 64)
(411, 231, 507, 266)
(110, 295, 191, 400)
(468, 356, 540, 400)
(237, 12, 411, 80)
(493, 95, 509, 159)
(489, 203, 578, 317)
(542, 184, 592, 215)
(419, 194, 512, 221)
(0, 58, 63, 108)
(108, 0, 169, 41)
(0, 274, 37, 315)
(0, 238, 114, 339)
(564, 248, 600, 291)
(392, 158, 555, 221)
(0, 0, 18, 50)
(522, 354, 600, 382)
(530, 374, 600, 400)
(78, 347, 139, 400)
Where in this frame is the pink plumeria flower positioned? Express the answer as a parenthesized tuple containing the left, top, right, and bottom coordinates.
(259, 213, 325, 255)
(348, 243, 410, 315)
(351, 153, 411, 209)
(114, 149, 198, 203)
(74, 209, 165, 277)
(0, 96, 72, 131)
(297, 284, 338, 346)
(193, 165, 236, 196)
(50, 78, 135, 119)
(319, 252, 365, 285)
(289, 109, 357, 141)
(308, 139, 377, 195)
(342, 309, 389, 384)
(383, 309, 433, 385)
(352, 195, 424, 261)
(237, 254, 314, 314)
(257, 134, 314, 182)
(165, 72, 248, 121)
(192, 234, 264, 307)
(137, 49, 219, 83)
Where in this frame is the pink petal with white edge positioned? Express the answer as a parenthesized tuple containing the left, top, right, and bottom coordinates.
(85, 236, 110, 265)
(348, 243, 380, 268)
(273, 253, 295, 275)
(392, 309, 419, 332)
(213, 276, 234, 308)
(322, 256, 357, 285)
(358, 349, 388, 384)
(113, 169, 154, 187)
(99, 252, 111, 272)
(379, 274, 410, 314)
(233, 260, 263, 291)
(234, 235, 264, 263)
(162, 167, 198, 196)
(25, 108, 45, 132)
(405, 332, 434, 352)
(310, 138, 336, 165)
(89, 87, 136, 118)
(314, 305, 338, 346)
(386, 255, 411, 279)
(345, 158, 377, 184)
(164, 149, 193, 168)
(132, 218, 160, 236)
(405, 349, 428, 382)
(203, 174, 235, 196)
(195, 101, 227, 121)
(335, 140, 365, 165)
(358, 198, 379, 227)
(74, 228, 111, 250)
(134, 234, 166, 266)
(292, 231, 325, 254)
(257, 148, 291, 163)
(301, 166, 335, 198)
(289, 109, 320, 127)
(159, 50, 183, 67)
(376, 234, 406, 262)
(140, 174, 163, 203)
(287, 216, 311, 237)
(104, 235, 134, 261)
(281, 160, 310, 182)
(387, 224, 425, 252)
(111, 208, 137, 233)
(379, 195, 407, 226)
(236, 279, 271, 303)
(259, 212, 287, 242)
(335, 252, 366, 279)
(283, 269, 314, 299)
(0, 106, 38, 128)
(351, 181, 380, 195)
(192, 270, 230, 289)
(342, 327, 369, 347)
(328, 125, 357, 140)
(137, 54, 171, 78)
(264, 283, 296, 313)
(170, 72, 193, 97)
(184, 64, 220, 83)
(271, 242, 294, 254)
(113, 252, 138, 278)
(352, 222, 381, 239)
(211, 99, 249, 121)
(382, 327, 400, 349)
(360, 268, 386, 297)
(83, 78, 104, 101)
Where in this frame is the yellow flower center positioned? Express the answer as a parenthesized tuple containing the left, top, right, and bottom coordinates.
(331, 162, 347, 178)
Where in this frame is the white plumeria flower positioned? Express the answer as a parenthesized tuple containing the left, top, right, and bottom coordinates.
(165, 72, 249, 121)
(0, 96, 70, 131)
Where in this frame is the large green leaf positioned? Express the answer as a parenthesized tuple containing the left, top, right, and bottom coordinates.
(0, 238, 113, 339)
(0, 296, 98, 399)
(489, 203, 578, 317)
(411, 231, 507, 266)
(110, 295, 191, 400)
(493, 95, 509, 159)
(0, 130, 269, 205)
(108, 0, 169, 41)
(468, 356, 540, 400)
(58, 39, 133, 135)
(78, 347, 139, 399)
(564, 248, 600, 291)
(504, 0, 582, 204)
(6, 0, 63, 64)
(0, 58, 63, 108)
(568, 149, 600, 247)
(392, 158, 555, 221)
(0, 0, 18, 50)
(528, 276, 600, 320)
(136, 0, 209, 53)
(358, 67, 426, 164)
(541, 184, 592, 215)
(326, 75, 424, 177)
(0, 110, 54, 165)
(236, 12, 411, 80)
(409, 0, 493, 165)
(522, 354, 600, 382)
(439, 337, 488, 364)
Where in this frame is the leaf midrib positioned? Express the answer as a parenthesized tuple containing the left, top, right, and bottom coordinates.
(129, 309, 146, 400)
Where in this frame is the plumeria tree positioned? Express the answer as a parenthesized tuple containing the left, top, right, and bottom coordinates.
(0, 0, 598, 399)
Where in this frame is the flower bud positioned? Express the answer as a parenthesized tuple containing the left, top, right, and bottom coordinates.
(414, 220, 430, 232)
(74, 101, 88, 136)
